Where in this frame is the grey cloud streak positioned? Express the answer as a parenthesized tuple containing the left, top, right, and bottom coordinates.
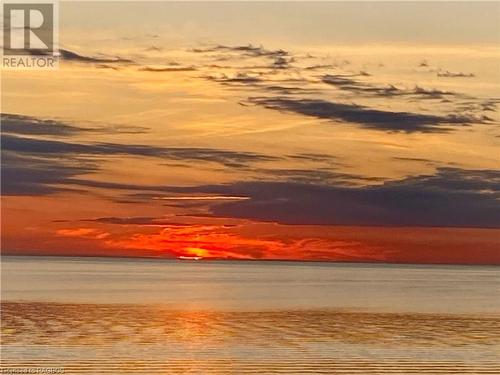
(248, 97, 489, 133)
(322, 74, 461, 100)
(68, 167, 500, 229)
(1, 113, 148, 136)
(160, 168, 500, 228)
(1, 114, 280, 196)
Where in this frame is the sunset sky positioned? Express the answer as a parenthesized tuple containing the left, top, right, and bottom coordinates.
(2, 2, 499, 264)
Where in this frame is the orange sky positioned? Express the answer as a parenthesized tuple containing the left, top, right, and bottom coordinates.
(1, 2, 499, 264)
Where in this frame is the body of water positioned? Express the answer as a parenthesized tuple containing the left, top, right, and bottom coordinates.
(1, 256, 499, 374)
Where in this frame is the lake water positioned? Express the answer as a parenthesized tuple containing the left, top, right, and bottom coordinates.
(1, 256, 499, 374)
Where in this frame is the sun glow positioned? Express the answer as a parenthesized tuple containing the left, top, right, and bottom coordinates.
(182, 247, 210, 259)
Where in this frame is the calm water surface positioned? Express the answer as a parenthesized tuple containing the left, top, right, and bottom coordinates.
(1, 256, 499, 374)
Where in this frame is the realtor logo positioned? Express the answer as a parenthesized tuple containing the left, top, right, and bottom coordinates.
(2, 0, 59, 69)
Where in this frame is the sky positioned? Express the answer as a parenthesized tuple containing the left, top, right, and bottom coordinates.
(2, 1, 499, 264)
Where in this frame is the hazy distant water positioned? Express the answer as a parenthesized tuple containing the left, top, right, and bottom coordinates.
(1, 256, 499, 374)
(2, 256, 499, 313)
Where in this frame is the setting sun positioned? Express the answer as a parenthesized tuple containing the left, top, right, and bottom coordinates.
(182, 247, 209, 259)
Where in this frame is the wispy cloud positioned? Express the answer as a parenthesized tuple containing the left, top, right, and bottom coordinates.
(82, 217, 191, 226)
(123, 167, 499, 228)
(1, 114, 281, 196)
(322, 74, 461, 100)
(56, 228, 110, 239)
(184, 43, 494, 135)
(217, 168, 500, 228)
(59, 48, 133, 64)
(1, 150, 97, 196)
(437, 70, 475, 78)
(152, 195, 249, 201)
(1, 113, 148, 136)
(248, 97, 487, 133)
(139, 66, 196, 72)
(191, 44, 289, 58)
